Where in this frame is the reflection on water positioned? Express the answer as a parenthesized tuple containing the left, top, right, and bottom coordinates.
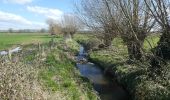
(79, 46, 84, 56)
(77, 46, 129, 100)
(77, 63, 108, 84)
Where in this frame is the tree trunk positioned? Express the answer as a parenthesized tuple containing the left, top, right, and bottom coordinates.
(149, 29, 170, 76)
(64, 32, 72, 42)
(122, 31, 146, 60)
(70, 32, 75, 39)
(155, 31, 170, 59)
(126, 41, 143, 60)
(103, 34, 113, 47)
(104, 39, 112, 47)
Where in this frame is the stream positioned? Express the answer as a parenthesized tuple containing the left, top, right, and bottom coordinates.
(76, 46, 129, 100)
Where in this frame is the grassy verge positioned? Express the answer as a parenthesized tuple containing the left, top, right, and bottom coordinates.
(75, 33, 170, 100)
(0, 37, 98, 100)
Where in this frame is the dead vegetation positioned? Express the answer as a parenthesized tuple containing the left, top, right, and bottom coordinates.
(0, 39, 98, 100)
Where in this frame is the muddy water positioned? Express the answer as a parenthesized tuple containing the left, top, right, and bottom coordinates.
(76, 46, 129, 100)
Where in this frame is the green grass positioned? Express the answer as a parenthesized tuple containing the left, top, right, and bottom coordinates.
(74, 33, 96, 43)
(144, 34, 160, 52)
(0, 33, 51, 50)
(38, 40, 98, 100)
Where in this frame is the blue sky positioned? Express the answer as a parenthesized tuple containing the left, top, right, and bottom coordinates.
(0, 0, 78, 29)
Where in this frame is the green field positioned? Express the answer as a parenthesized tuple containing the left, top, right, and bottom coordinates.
(0, 33, 51, 50)
(0, 33, 160, 51)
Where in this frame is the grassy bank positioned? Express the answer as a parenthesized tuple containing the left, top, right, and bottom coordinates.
(75, 33, 170, 100)
(0, 36, 98, 100)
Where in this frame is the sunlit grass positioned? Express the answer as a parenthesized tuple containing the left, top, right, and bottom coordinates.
(0, 33, 51, 50)
(144, 34, 160, 52)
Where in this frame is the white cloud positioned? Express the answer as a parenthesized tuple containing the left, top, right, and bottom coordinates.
(0, 11, 32, 25)
(0, 11, 47, 29)
(27, 6, 63, 20)
(3, 0, 33, 4)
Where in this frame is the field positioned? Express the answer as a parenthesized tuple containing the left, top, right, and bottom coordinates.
(0, 33, 51, 50)
(0, 33, 160, 51)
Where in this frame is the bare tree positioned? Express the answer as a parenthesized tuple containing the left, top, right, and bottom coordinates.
(77, 0, 121, 47)
(46, 19, 61, 35)
(144, 0, 170, 60)
(78, 0, 155, 60)
(111, 0, 155, 60)
(60, 14, 81, 41)
(46, 18, 62, 48)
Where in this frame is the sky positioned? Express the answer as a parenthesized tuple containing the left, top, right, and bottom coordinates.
(0, 0, 77, 30)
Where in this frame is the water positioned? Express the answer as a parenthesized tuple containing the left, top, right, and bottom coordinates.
(79, 46, 84, 56)
(76, 46, 129, 100)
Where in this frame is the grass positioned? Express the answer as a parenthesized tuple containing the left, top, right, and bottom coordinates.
(143, 34, 160, 52)
(0, 33, 52, 50)
(38, 40, 98, 100)
(0, 35, 99, 100)
(40, 51, 97, 100)
(74, 33, 170, 100)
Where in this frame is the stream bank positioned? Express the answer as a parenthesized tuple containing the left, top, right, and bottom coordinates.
(74, 34, 170, 100)
(88, 48, 170, 100)
(76, 46, 130, 100)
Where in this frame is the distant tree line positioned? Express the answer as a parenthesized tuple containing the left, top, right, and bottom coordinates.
(0, 28, 48, 33)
